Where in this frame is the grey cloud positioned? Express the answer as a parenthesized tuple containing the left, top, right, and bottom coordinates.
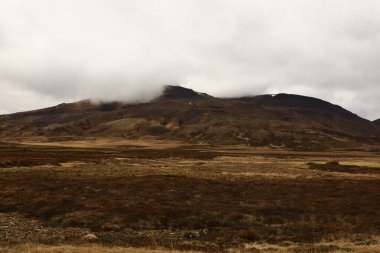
(0, 0, 379, 119)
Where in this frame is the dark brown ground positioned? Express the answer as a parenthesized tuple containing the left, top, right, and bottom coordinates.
(0, 140, 379, 252)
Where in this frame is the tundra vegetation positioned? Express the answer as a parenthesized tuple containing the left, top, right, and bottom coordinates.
(0, 138, 379, 252)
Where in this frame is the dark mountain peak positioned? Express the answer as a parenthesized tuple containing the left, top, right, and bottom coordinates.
(159, 85, 211, 100)
(374, 119, 380, 125)
(253, 93, 336, 106)
(267, 93, 344, 109)
(268, 93, 361, 117)
(238, 93, 356, 117)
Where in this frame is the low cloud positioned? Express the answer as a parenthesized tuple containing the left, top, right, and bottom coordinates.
(0, 0, 379, 119)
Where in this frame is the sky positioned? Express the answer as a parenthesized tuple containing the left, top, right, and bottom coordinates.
(0, 0, 379, 120)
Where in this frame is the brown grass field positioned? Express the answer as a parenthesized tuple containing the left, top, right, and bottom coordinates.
(0, 138, 379, 252)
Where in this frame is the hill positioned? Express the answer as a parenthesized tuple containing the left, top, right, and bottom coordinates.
(1, 85, 379, 150)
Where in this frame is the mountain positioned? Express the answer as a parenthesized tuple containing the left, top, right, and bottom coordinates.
(375, 119, 380, 125)
(1, 85, 379, 150)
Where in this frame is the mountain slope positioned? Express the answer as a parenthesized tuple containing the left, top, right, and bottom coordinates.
(1, 85, 379, 150)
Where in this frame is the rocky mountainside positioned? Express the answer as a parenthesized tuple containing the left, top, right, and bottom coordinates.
(1, 85, 379, 150)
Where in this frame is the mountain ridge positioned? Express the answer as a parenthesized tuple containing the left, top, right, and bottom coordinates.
(0, 85, 379, 150)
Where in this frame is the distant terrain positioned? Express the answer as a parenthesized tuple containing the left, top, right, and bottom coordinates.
(1, 85, 380, 150)
(1, 86, 380, 252)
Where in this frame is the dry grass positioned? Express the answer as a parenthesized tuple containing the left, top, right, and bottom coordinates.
(5, 137, 182, 149)
(0, 141, 380, 251)
(0, 244, 198, 253)
(1, 241, 380, 253)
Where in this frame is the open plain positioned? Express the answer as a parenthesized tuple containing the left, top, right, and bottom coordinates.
(0, 138, 379, 252)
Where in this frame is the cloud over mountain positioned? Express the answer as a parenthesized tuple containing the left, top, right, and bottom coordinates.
(0, 0, 379, 119)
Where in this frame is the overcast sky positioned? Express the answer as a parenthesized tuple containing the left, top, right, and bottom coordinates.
(0, 0, 379, 120)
